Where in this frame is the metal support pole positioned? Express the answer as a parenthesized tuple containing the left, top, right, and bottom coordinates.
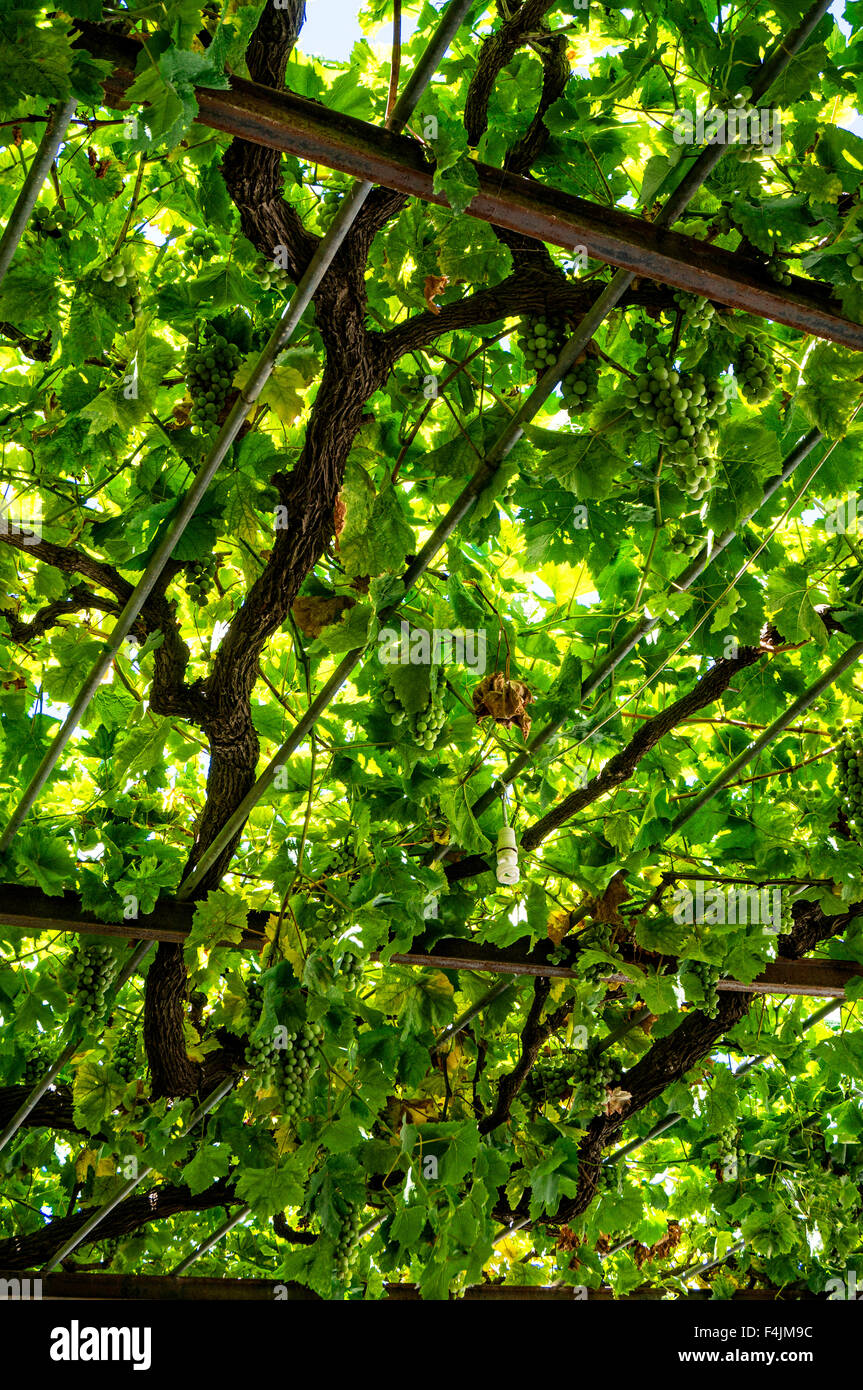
(170, 1205, 251, 1276)
(0, 99, 77, 291)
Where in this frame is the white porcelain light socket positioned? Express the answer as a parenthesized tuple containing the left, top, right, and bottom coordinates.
(496, 827, 519, 885)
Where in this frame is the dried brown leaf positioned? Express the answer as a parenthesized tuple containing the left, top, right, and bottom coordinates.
(593, 871, 630, 926)
(424, 274, 449, 314)
(292, 594, 356, 638)
(472, 671, 533, 739)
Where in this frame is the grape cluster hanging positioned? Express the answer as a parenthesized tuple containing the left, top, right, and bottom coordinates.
(244, 1015, 325, 1119)
(186, 554, 218, 604)
(184, 328, 242, 434)
(732, 332, 782, 404)
(333, 1200, 363, 1283)
(620, 338, 730, 500)
(68, 940, 114, 1025)
(112, 1022, 138, 1082)
(834, 723, 863, 838)
(517, 317, 600, 416)
(381, 675, 446, 750)
(182, 231, 219, 262)
(681, 959, 721, 1018)
(569, 1045, 620, 1118)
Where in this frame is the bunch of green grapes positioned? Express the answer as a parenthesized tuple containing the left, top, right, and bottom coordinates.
(245, 973, 264, 1022)
(69, 940, 114, 1024)
(92, 250, 141, 314)
(667, 526, 703, 558)
(716, 1124, 738, 1176)
(731, 95, 765, 163)
(318, 185, 345, 228)
(573, 922, 621, 985)
(98, 251, 135, 290)
(244, 1019, 325, 1119)
(673, 291, 715, 330)
(736, 139, 762, 163)
(23, 1041, 49, 1087)
(31, 204, 75, 236)
(620, 342, 730, 500)
(112, 1022, 138, 1082)
(380, 676, 446, 750)
(324, 846, 354, 875)
(182, 230, 219, 262)
(681, 959, 721, 1018)
(273, 1021, 325, 1118)
(186, 554, 218, 604)
(560, 349, 601, 415)
(834, 723, 863, 835)
(254, 255, 291, 292)
(518, 316, 563, 372)
(337, 951, 363, 987)
(333, 1201, 363, 1282)
(523, 1053, 575, 1106)
(732, 332, 782, 404)
(184, 329, 242, 434)
(777, 892, 794, 935)
(845, 245, 863, 282)
(767, 257, 793, 287)
(518, 317, 601, 414)
(569, 1045, 619, 1117)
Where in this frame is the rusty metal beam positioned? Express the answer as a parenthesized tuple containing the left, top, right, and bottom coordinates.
(2, 885, 858, 997)
(0, 1269, 820, 1300)
(73, 23, 863, 351)
(0, 884, 267, 952)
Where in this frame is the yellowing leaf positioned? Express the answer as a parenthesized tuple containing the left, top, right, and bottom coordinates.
(235, 358, 306, 427)
(547, 977, 569, 1007)
(75, 1148, 115, 1180)
(225, 477, 264, 546)
(547, 908, 571, 945)
(259, 365, 306, 426)
(267, 912, 305, 979)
